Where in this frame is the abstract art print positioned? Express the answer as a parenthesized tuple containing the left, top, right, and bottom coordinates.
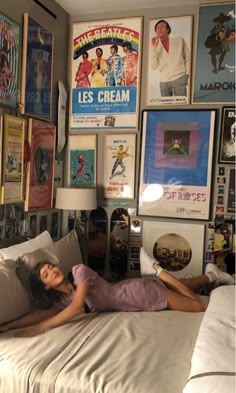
(143, 221, 205, 279)
(138, 110, 215, 219)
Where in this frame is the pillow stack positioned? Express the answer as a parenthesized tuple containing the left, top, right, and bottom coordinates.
(0, 229, 83, 324)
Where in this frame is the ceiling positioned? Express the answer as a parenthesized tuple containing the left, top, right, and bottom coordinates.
(54, 0, 206, 16)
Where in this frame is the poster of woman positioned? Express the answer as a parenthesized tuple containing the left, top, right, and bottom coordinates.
(193, 3, 235, 104)
(146, 16, 192, 106)
(70, 17, 142, 130)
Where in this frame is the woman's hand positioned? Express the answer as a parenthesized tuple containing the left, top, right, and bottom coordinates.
(15, 323, 47, 338)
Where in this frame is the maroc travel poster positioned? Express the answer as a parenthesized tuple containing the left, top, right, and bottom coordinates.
(193, 3, 235, 103)
(70, 17, 142, 130)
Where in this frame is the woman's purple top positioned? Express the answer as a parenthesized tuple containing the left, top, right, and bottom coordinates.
(57, 264, 168, 312)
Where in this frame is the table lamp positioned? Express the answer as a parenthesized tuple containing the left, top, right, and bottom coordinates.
(55, 187, 97, 227)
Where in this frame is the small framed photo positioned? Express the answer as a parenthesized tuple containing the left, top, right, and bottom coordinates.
(103, 134, 136, 199)
(219, 107, 236, 164)
(28, 213, 37, 238)
(38, 212, 49, 235)
(0, 12, 20, 108)
(1, 115, 25, 204)
(21, 13, 53, 121)
(68, 134, 97, 187)
(50, 209, 61, 240)
(146, 15, 193, 106)
(25, 118, 56, 211)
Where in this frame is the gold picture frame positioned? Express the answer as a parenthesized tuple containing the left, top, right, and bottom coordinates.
(1, 115, 25, 204)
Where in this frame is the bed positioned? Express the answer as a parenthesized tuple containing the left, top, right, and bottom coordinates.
(0, 230, 235, 393)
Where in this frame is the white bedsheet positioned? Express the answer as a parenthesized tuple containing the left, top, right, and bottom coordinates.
(0, 309, 205, 393)
(183, 286, 236, 393)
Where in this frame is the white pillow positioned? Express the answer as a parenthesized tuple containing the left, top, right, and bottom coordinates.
(0, 260, 31, 324)
(0, 231, 53, 261)
(17, 229, 83, 275)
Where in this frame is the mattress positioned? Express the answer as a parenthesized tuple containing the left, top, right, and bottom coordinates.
(183, 286, 236, 393)
(0, 309, 205, 393)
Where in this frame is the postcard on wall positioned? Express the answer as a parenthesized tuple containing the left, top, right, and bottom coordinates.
(69, 17, 142, 130)
(219, 107, 236, 164)
(25, 119, 56, 211)
(103, 134, 136, 199)
(21, 13, 54, 121)
(1, 115, 25, 204)
(143, 221, 205, 279)
(0, 12, 20, 108)
(138, 110, 215, 220)
(193, 3, 235, 104)
(146, 15, 192, 106)
(68, 134, 96, 187)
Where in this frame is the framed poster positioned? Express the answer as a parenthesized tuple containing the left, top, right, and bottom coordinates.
(1, 115, 25, 204)
(0, 12, 20, 108)
(21, 13, 53, 121)
(193, 3, 235, 104)
(69, 17, 142, 130)
(138, 110, 216, 220)
(68, 134, 96, 187)
(0, 116, 2, 195)
(25, 118, 56, 211)
(219, 107, 236, 164)
(103, 134, 136, 199)
(146, 15, 192, 106)
(143, 221, 205, 279)
(215, 165, 235, 219)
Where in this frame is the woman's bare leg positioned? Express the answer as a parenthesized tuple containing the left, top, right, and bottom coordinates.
(179, 275, 209, 291)
(158, 270, 205, 312)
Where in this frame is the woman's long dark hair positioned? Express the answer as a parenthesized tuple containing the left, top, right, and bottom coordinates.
(30, 261, 62, 309)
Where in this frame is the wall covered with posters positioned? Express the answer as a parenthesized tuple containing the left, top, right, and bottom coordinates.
(0, 0, 235, 281)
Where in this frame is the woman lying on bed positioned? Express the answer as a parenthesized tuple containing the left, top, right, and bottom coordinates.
(0, 248, 234, 337)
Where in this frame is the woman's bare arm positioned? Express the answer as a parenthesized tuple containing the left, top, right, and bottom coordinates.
(16, 281, 90, 337)
(0, 307, 60, 332)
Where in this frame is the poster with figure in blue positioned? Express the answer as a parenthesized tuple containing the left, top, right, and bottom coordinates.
(193, 3, 235, 103)
(21, 14, 53, 121)
(70, 18, 142, 130)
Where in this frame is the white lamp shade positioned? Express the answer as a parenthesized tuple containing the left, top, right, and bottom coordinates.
(56, 188, 97, 211)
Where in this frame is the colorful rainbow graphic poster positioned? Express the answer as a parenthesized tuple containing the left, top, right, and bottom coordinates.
(70, 18, 143, 130)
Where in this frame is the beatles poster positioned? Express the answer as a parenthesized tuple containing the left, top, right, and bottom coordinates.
(103, 134, 136, 199)
(0, 12, 20, 108)
(219, 107, 236, 163)
(146, 16, 192, 106)
(25, 119, 56, 211)
(21, 14, 53, 121)
(138, 110, 215, 220)
(70, 18, 142, 130)
(193, 3, 235, 103)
